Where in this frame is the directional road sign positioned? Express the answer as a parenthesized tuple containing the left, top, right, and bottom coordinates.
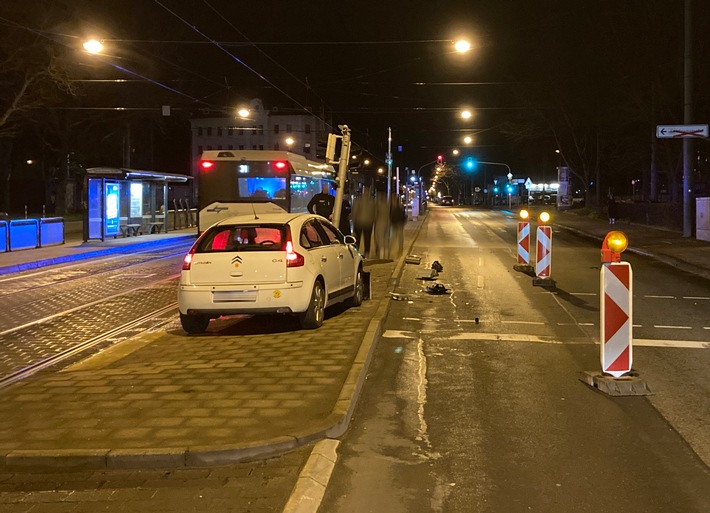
(656, 124, 708, 139)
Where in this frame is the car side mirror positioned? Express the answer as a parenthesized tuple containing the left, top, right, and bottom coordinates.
(344, 235, 357, 245)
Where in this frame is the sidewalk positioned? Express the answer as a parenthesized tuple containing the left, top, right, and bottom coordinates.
(552, 209, 710, 281)
(0, 228, 199, 276)
(0, 220, 423, 470)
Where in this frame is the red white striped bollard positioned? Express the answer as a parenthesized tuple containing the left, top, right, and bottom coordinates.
(600, 231, 632, 377)
(535, 225, 552, 278)
(517, 221, 530, 265)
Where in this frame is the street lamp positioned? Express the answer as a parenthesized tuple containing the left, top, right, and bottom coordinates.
(82, 39, 104, 54)
(285, 137, 295, 147)
(461, 110, 472, 120)
(464, 136, 473, 144)
(454, 39, 471, 53)
(237, 107, 250, 118)
(452, 149, 459, 156)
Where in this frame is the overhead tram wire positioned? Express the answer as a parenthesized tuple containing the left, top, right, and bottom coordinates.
(152, 0, 388, 159)
(0, 15, 220, 111)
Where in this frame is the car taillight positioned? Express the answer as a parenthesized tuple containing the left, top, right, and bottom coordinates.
(182, 249, 195, 270)
(200, 160, 214, 170)
(273, 160, 288, 171)
(283, 228, 305, 268)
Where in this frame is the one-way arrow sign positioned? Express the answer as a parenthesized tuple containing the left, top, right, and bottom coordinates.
(656, 124, 708, 139)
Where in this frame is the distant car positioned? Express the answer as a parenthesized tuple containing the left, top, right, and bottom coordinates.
(178, 213, 364, 334)
(440, 196, 456, 206)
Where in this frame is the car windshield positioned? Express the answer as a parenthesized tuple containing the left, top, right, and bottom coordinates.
(195, 224, 286, 252)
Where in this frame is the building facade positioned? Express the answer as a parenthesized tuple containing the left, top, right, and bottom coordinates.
(189, 99, 331, 177)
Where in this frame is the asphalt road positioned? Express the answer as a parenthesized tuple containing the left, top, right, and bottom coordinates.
(320, 207, 710, 513)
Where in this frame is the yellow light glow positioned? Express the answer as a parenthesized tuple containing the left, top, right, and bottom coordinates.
(539, 211, 551, 223)
(237, 108, 250, 118)
(464, 136, 473, 144)
(83, 39, 104, 54)
(285, 137, 295, 146)
(519, 209, 529, 220)
(461, 110, 472, 120)
(607, 231, 628, 253)
(454, 40, 471, 53)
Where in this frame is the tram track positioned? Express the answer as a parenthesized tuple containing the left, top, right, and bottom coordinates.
(0, 303, 179, 390)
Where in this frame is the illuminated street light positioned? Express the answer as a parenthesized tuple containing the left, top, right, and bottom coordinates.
(452, 149, 459, 156)
(463, 136, 473, 144)
(237, 107, 250, 118)
(461, 110, 472, 120)
(378, 168, 384, 174)
(364, 159, 371, 166)
(285, 137, 295, 147)
(83, 39, 104, 54)
(454, 39, 471, 53)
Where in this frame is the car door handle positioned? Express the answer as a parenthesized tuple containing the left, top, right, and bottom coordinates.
(337, 253, 344, 259)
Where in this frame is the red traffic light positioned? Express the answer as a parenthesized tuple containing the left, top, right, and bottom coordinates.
(437, 154, 443, 163)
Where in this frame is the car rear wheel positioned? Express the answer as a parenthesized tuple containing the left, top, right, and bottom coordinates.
(299, 280, 325, 329)
(347, 267, 364, 308)
(180, 313, 210, 334)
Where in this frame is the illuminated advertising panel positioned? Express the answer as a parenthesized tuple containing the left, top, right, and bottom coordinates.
(105, 183, 120, 236)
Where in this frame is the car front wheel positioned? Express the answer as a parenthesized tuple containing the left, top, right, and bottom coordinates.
(180, 313, 210, 334)
(299, 280, 325, 329)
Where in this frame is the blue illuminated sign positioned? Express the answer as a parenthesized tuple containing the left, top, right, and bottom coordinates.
(105, 183, 120, 236)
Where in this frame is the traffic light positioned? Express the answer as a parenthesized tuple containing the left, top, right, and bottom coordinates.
(465, 157, 477, 171)
(437, 154, 444, 164)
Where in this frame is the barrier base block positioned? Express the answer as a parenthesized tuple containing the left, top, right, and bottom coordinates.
(532, 277, 556, 288)
(513, 264, 535, 276)
(578, 371, 653, 397)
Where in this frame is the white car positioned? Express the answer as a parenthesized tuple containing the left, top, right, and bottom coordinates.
(178, 212, 365, 334)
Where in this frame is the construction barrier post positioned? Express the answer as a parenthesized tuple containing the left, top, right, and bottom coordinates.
(517, 221, 530, 265)
(600, 261, 633, 377)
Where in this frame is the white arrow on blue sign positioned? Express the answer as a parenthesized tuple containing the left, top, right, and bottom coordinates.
(656, 124, 708, 138)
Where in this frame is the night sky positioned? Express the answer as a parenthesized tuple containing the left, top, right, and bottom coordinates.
(2, 1, 709, 192)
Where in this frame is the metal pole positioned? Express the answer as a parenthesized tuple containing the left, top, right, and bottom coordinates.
(386, 127, 392, 198)
(682, 0, 693, 237)
(332, 125, 351, 228)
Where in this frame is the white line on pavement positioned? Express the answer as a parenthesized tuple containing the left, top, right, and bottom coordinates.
(382, 330, 709, 349)
(653, 325, 693, 329)
(683, 296, 710, 300)
(645, 295, 676, 299)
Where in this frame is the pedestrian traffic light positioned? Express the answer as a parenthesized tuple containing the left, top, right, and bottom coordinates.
(437, 154, 444, 164)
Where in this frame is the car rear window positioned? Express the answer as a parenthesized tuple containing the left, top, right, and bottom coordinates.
(196, 224, 286, 253)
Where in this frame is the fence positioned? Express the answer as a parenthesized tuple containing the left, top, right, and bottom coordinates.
(1, 217, 65, 252)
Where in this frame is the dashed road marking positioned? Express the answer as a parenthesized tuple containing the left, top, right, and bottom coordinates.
(653, 325, 692, 329)
(645, 295, 676, 299)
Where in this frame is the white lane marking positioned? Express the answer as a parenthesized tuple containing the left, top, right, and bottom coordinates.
(477, 276, 484, 288)
(479, 257, 484, 266)
(633, 324, 643, 328)
(683, 296, 710, 300)
(653, 325, 692, 329)
(571, 292, 597, 296)
(579, 323, 595, 326)
(415, 338, 431, 448)
(501, 320, 545, 325)
(635, 339, 710, 349)
(644, 295, 676, 299)
(382, 330, 709, 349)
(403, 317, 421, 321)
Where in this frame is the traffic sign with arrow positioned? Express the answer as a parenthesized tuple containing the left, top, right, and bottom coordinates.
(656, 124, 708, 138)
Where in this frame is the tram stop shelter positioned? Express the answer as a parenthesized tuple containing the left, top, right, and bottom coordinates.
(84, 167, 193, 241)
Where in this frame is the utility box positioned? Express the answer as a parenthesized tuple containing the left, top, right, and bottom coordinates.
(697, 197, 710, 242)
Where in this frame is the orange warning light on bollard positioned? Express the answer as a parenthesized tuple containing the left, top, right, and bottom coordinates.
(601, 231, 628, 263)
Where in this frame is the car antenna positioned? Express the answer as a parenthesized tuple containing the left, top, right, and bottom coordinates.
(251, 202, 259, 220)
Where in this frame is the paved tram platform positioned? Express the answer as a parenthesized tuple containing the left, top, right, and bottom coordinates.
(0, 209, 708, 470)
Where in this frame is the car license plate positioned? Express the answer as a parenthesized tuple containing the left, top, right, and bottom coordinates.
(212, 290, 258, 302)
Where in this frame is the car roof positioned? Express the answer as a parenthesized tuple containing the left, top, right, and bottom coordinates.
(212, 212, 316, 227)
